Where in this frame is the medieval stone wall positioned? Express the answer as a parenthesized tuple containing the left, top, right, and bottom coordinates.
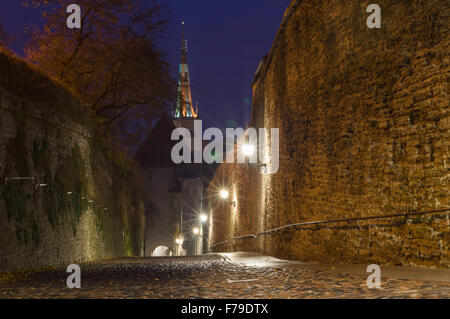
(207, 0, 449, 268)
(0, 50, 145, 271)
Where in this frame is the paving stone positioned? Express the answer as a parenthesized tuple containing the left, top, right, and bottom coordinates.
(0, 255, 449, 299)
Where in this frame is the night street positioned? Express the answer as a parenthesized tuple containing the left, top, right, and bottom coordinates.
(0, 0, 449, 307)
(1, 253, 449, 299)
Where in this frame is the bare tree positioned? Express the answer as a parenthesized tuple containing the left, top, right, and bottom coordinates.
(24, 0, 175, 149)
(0, 21, 10, 48)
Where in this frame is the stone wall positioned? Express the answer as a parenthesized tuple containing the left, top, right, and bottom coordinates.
(207, 0, 449, 268)
(0, 49, 145, 271)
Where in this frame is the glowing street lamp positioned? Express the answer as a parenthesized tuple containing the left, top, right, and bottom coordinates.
(200, 214, 208, 223)
(219, 189, 229, 199)
(242, 143, 255, 157)
(193, 227, 199, 235)
(175, 238, 184, 245)
(219, 188, 235, 207)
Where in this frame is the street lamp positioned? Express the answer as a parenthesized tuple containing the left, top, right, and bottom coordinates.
(200, 214, 208, 223)
(242, 143, 255, 157)
(219, 189, 229, 199)
(219, 188, 235, 207)
(175, 237, 184, 245)
(193, 227, 199, 235)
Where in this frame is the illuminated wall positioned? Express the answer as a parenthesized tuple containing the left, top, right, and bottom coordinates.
(207, 0, 449, 268)
(0, 50, 145, 271)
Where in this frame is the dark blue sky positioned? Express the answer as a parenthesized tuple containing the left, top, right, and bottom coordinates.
(0, 0, 292, 129)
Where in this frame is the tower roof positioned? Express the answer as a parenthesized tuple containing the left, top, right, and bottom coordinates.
(174, 21, 198, 119)
(135, 112, 178, 168)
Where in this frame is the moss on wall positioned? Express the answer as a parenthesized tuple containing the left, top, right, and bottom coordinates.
(0, 49, 146, 271)
(1, 108, 41, 248)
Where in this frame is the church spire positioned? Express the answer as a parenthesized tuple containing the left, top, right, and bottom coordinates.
(174, 21, 198, 119)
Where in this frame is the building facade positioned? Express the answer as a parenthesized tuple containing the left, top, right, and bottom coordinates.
(135, 22, 215, 256)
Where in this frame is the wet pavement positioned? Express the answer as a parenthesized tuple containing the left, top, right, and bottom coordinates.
(1, 254, 449, 299)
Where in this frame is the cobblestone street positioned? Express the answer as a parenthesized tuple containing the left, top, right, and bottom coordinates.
(1, 254, 449, 299)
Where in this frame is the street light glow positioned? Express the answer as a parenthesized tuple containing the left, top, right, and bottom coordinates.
(219, 189, 229, 199)
(175, 238, 183, 245)
(200, 214, 208, 222)
(242, 143, 255, 157)
(193, 227, 199, 235)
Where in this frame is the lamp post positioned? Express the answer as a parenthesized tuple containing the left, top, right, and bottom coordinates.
(198, 213, 209, 254)
(192, 226, 200, 255)
(175, 237, 184, 256)
(242, 141, 268, 172)
(219, 189, 235, 207)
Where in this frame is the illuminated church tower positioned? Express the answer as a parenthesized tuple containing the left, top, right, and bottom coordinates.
(173, 21, 198, 129)
(135, 23, 215, 258)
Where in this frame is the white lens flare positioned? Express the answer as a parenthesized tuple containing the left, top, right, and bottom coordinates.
(242, 143, 255, 157)
(219, 189, 229, 199)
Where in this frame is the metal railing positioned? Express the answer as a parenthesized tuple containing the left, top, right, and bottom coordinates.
(210, 207, 450, 248)
(1, 176, 109, 212)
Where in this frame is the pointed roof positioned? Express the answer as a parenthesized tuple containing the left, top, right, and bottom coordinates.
(181, 21, 188, 65)
(135, 112, 178, 168)
(174, 21, 198, 119)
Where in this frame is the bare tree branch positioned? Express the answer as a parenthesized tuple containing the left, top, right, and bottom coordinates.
(24, 0, 175, 149)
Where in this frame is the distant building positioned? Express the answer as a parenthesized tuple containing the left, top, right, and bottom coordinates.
(135, 22, 215, 257)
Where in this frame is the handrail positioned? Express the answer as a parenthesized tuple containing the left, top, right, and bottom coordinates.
(210, 208, 450, 248)
(1, 178, 109, 212)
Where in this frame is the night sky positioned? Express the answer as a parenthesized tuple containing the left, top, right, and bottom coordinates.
(0, 0, 292, 129)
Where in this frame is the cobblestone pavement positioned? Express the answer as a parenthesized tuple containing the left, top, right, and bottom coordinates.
(1, 255, 449, 299)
